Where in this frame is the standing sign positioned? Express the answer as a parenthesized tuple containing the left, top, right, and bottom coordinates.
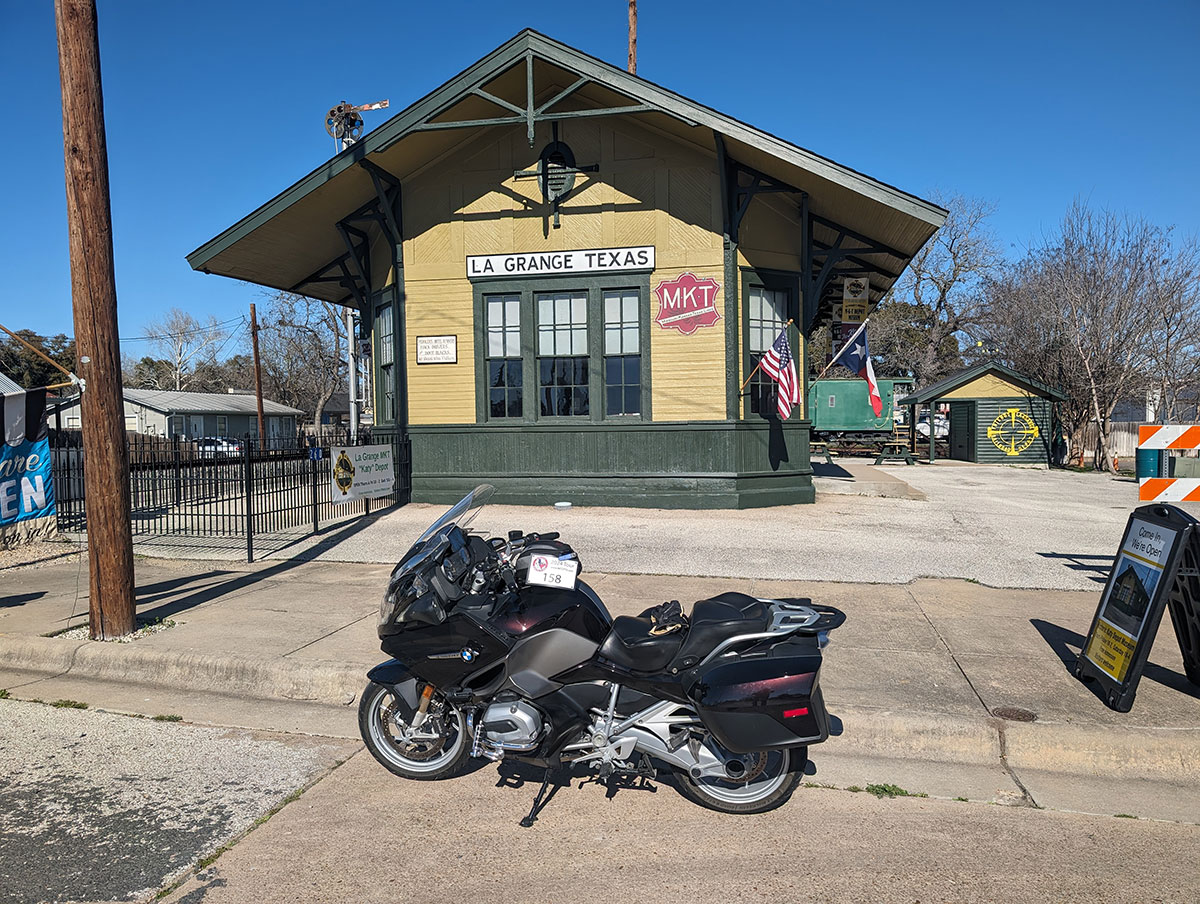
(1075, 504, 1200, 711)
(331, 444, 394, 502)
(0, 388, 57, 545)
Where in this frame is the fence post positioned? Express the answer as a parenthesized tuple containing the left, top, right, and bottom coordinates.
(173, 439, 182, 506)
(311, 452, 319, 534)
(243, 442, 254, 563)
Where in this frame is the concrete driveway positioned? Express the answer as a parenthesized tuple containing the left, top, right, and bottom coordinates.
(264, 465, 1153, 590)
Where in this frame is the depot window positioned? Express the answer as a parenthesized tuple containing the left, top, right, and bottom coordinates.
(474, 276, 651, 424)
(741, 270, 801, 419)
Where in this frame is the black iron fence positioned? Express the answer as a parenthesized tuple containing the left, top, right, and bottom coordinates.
(50, 429, 412, 561)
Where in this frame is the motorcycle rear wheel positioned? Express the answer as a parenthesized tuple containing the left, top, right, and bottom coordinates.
(359, 681, 470, 781)
(673, 746, 805, 814)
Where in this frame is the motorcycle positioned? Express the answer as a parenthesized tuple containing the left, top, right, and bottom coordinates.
(359, 484, 844, 823)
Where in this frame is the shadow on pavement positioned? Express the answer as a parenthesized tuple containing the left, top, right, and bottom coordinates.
(811, 461, 854, 480)
(134, 515, 391, 623)
(1, 591, 47, 608)
(1036, 551, 1111, 584)
(1031, 618, 1200, 701)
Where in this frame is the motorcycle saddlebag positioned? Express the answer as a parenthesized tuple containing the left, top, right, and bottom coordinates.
(685, 634, 829, 754)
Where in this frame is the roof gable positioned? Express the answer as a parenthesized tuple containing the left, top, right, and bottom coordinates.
(897, 363, 1067, 405)
(186, 28, 946, 327)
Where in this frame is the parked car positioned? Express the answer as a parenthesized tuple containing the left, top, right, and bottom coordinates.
(196, 437, 243, 458)
(915, 414, 950, 439)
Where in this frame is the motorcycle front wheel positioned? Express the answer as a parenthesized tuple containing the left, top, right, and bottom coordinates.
(673, 745, 805, 814)
(358, 681, 470, 780)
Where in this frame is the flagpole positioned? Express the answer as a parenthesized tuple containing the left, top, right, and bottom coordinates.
(739, 319, 793, 394)
(814, 316, 870, 383)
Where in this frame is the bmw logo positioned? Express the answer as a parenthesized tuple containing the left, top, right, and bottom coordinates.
(460, 647, 477, 662)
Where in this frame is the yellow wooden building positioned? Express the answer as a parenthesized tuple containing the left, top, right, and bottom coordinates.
(188, 30, 945, 507)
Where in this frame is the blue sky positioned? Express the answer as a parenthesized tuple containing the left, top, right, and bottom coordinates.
(3, 0, 1198, 348)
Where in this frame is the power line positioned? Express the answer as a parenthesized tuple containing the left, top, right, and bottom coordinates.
(118, 314, 246, 343)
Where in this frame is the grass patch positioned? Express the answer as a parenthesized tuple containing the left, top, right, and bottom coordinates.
(1114, 813, 1137, 819)
(866, 782, 928, 799)
(0, 689, 9, 699)
(803, 782, 838, 790)
(152, 714, 183, 722)
(846, 785, 864, 793)
(954, 796, 969, 802)
(50, 699, 88, 709)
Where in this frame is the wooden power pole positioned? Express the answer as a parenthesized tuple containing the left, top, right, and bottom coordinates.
(55, 0, 135, 639)
(249, 303, 265, 447)
(627, 1, 637, 74)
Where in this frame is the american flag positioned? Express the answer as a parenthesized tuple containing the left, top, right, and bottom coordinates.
(760, 328, 801, 419)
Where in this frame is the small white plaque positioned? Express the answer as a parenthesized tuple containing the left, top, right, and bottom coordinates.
(416, 335, 457, 364)
(526, 555, 578, 589)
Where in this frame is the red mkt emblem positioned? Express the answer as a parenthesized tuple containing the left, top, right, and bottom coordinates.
(654, 272, 722, 335)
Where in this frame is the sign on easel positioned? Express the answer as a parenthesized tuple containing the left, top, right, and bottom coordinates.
(1075, 503, 1200, 711)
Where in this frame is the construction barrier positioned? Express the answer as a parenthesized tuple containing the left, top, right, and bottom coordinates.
(1138, 425, 1200, 501)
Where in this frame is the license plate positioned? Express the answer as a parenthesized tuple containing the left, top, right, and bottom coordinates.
(526, 555, 578, 589)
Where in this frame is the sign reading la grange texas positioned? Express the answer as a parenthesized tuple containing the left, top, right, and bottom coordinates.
(654, 273, 722, 335)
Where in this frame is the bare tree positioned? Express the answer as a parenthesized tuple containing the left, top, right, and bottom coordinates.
(870, 193, 1002, 384)
(1144, 234, 1200, 422)
(144, 307, 232, 391)
(257, 293, 348, 425)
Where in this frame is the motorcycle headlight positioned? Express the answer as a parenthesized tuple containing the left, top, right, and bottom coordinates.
(378, 572, 418, 635)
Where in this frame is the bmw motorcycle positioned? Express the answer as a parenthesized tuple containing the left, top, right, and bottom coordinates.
(359, 485, 844, 821)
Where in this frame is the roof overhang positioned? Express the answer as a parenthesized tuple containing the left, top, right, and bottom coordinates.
(187, 29, 946, 328)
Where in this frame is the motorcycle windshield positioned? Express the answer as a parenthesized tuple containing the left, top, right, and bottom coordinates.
(415, 484, 495, 544)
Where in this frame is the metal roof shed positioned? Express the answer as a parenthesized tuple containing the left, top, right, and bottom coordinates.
(897, 363, 1067, 465)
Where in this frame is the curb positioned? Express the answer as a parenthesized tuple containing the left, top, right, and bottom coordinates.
(0, 635, 363, 706)
(4, 636, 1198, 783)
(829, 705, 1200, 783)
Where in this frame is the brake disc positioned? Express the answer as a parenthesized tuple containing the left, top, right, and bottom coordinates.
(735, 752, 769, 784)
(383, 698, 447, 761)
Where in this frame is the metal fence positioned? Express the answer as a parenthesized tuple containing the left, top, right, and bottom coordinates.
(50, 429, 411, 561)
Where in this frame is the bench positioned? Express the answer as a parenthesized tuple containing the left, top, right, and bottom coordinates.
(810, 441, 835, 465)
(874, 441, 915, 465)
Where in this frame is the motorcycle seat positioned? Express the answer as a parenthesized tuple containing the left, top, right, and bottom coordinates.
(672, 593, 771, 668)
(598, 615, 686, 674)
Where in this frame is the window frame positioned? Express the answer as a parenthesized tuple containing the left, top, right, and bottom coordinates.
(473, 274, 652, 425)
(740, 268, 801, 421)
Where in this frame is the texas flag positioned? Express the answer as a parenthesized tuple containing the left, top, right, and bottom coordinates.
(839, 328, 883, 417)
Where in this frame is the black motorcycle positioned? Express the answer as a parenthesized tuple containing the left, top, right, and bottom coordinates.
(359, 485, 844, 820)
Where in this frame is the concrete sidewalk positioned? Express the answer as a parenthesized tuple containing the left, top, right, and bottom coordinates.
(2, 553, 1199, 822)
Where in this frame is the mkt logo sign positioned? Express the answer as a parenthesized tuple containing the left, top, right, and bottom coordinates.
(653, 273, 722, 335)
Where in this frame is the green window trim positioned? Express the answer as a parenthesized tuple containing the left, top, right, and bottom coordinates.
(740, 267, 801, 421)
(473, 274, 652, 425)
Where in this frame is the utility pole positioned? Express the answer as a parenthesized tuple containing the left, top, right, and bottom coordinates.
(346, 308, 358, 436)
(627, 0, 637, 75)
(249, 303, 265, 447)
(55, 0, 135, 639)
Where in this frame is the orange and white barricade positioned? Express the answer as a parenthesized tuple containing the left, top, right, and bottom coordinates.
(1138, 425, 1200, 501)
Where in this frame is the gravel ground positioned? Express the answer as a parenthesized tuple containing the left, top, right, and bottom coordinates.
(0, 538, 84, 572)
(0, 700, 353, 904)
(255, 465, 1158, 590)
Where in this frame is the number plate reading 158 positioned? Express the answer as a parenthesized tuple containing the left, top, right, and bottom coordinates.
(527, 555, 578, 589)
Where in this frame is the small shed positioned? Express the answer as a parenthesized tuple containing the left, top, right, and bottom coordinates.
(897, 363, 1066, 465)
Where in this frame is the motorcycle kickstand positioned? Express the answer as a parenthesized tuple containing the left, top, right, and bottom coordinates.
(519, 767, 560, 828)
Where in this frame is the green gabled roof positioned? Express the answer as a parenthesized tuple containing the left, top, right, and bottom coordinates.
(897, 362, 1068, 405)
(187, 29, 946, 311)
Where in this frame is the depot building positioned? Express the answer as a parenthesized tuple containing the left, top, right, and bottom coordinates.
(188, 30, 945, 508)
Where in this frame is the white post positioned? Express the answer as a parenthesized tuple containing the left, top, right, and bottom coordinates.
(346, 308, 359, 435)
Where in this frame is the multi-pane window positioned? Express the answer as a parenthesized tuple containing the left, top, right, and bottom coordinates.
(215, 415, 228, 437)
(747, 286, 789, 417)
(603, 289, 640, 416)
(486, 295, 523, 418)
(537, 291, 589, 417)
(376, 302, 395, 423)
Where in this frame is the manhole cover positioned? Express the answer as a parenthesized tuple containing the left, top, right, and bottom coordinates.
(991, 705, 1037, 722)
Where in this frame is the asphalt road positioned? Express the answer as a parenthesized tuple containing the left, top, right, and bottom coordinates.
(259, 465, 1148, 590)
(163, 747, 1200, 904)
(0, 700, 356, 904)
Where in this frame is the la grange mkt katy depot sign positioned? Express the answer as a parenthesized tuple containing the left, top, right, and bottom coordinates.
(466, 245, 722, 336)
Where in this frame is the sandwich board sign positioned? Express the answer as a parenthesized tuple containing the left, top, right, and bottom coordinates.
(1075, 503, 1200, 711)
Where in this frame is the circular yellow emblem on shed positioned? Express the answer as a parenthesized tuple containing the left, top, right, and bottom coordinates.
(333, 451, 356, 494)
(987, 408, 1039, 456)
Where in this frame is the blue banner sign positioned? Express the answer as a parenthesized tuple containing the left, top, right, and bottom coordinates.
(1, 388, 57, 541)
